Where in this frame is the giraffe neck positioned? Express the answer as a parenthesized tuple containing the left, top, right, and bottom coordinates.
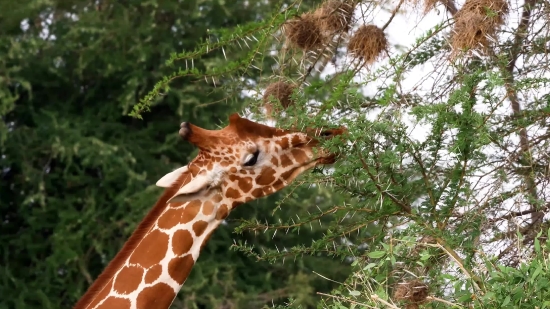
(75, 188, 229, 309)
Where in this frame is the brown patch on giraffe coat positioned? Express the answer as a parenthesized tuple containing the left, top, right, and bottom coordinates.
(182, 200, 202, 222)
(95, 296, 131, 309)
(251, 188, 263, 198)
(158, 203, 201, 230)
(291, 134, 303, 146)
(255, 167, 276, 185)
(290, 148, 309, 163)
(271, 156, 279, 166)
(277, 137, 290, 149)
(157, 208, 181, 229)
(172, 229, 194, 256)
(230, 167, 237, 173)
(280, 154, 293, 168)
(136, 282, 176, 309)
(212, 193, 223, 203)
(280, 169, 295, 181)
(230, 175, 253, 193)
(216, 204, 229, 220)
(113, 265, 143, 294)
(167, 255, 195, 285)
(128, 230, 168, 269)
(225, 187, 241, 199)
(272, 178, 285, 190)
(202, 200, 214, 216)
(144, 264, 162, 284)
(193, 220, 208, 236)
(239, 177, 253, 193)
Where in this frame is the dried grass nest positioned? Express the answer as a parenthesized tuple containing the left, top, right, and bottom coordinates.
(314, 0, 355, 34)
(423, 0, 440, 13)
(451, 0, 509, 51)
(283, 13, 326, 51)
(347, 24, 387, 64)
(394, 280, 429, 308)
(262, 81, 296, 115)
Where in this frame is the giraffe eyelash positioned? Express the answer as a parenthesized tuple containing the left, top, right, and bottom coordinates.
(243, 150, 260, 166)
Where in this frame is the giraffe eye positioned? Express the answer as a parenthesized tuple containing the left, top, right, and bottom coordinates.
(243, 150, 260, 166)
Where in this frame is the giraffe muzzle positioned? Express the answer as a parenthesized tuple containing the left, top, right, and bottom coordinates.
(179, 122, 191, 139)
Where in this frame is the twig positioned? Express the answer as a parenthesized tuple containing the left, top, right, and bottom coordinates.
(371, 294, 401, 309)
(382, 0, 406, 31)
(436, 242, 484, 292)
(426, 296, 464, 307)
(317, 292, 376, 308)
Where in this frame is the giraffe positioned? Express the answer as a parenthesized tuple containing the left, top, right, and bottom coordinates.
(74, 113, 345, 309)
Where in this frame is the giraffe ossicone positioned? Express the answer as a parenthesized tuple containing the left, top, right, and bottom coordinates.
(74, 113, 345, 309)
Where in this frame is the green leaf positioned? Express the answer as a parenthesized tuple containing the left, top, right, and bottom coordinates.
(501, 295, 511, 306)
(458, 294, 472, 302)
(530, 264, 543, 283)
(349, 290, 361, 296)
(363, 263, 377, 270)
(368, 251, 386, 259)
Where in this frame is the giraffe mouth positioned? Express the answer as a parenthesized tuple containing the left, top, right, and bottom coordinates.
(312, 146, 340, 165)
(285, 153, 337, 183)
(316, 153, 338, 165)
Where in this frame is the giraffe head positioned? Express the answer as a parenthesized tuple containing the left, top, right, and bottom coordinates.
(156, 113, 345, 207)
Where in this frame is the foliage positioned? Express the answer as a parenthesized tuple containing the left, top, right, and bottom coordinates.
(128, 0, 550, 307)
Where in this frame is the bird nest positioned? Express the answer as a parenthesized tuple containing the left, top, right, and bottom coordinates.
(347, 25, 387, 64)
(451, 0, 509, 52)
(423, 0, 439, 13)
(283, 13, 326, 51)
(394, 280, 429, 308)
(314, 0, 355, 34)
(262, 81, 296, 116)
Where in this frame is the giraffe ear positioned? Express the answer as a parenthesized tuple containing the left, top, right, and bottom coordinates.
(167, 173, 211, 203)
(156, 166, 189, 188)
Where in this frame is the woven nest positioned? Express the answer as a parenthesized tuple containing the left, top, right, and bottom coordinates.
(451, 0, 509, 51)
(423, 0, 439, 13)
(283, 13, 326, 51)
(314, 0, 355, 34)
(394, 280, 429, 305)
(457, 0, 509, 24)
(347, 25, 387, 64)
(262, 81, 296, 116)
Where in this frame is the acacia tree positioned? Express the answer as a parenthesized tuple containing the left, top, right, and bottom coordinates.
(133, 0, 550, 307)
